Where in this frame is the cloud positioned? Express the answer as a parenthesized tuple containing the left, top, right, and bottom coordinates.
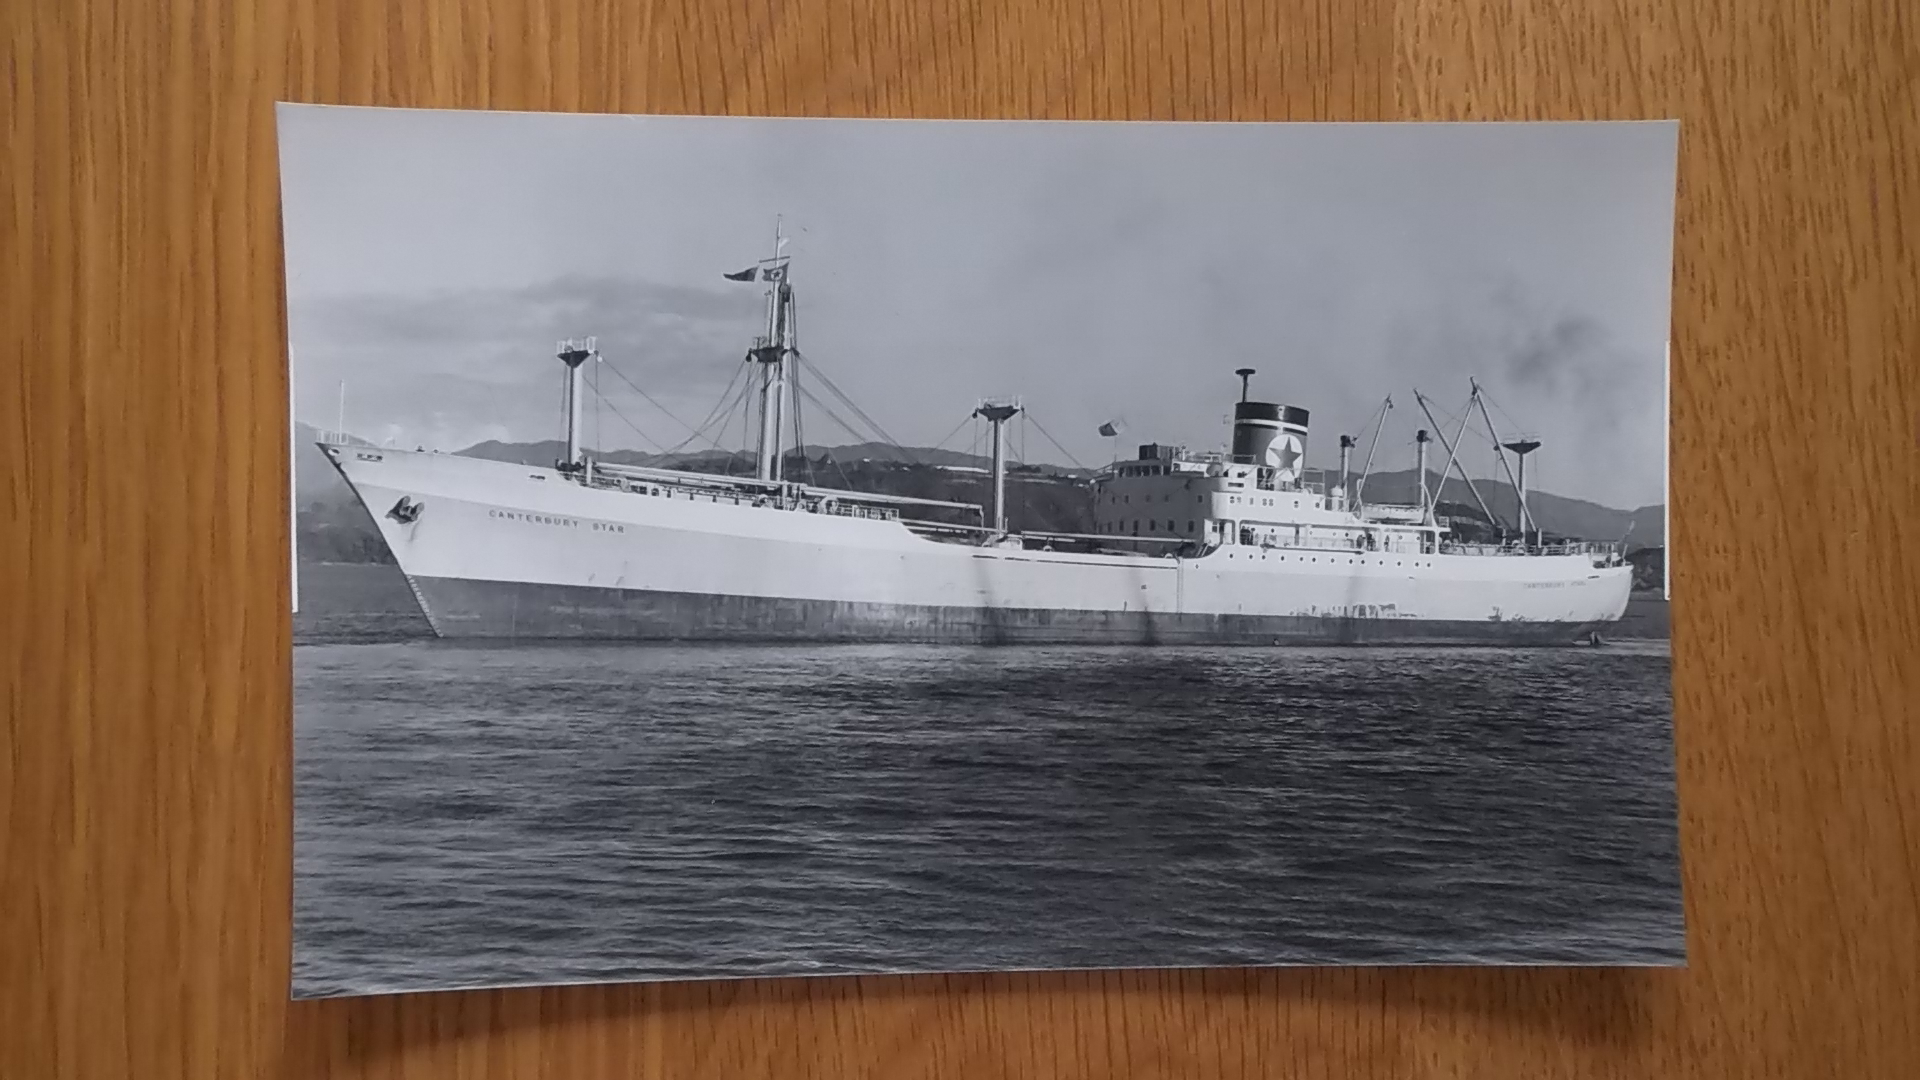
(1367, 273, 1665, 507)
(291, 275, 767, 450)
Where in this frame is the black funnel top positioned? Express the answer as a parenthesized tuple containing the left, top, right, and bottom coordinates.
(1234, 401, 1309, 426)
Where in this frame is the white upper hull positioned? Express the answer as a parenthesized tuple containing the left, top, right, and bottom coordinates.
(325, 446, 1632, 633)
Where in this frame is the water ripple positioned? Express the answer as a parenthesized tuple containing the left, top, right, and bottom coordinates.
(293, 641, 1682, 997)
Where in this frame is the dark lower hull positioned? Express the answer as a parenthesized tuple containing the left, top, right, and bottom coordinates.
(405, 576, 1616, 646)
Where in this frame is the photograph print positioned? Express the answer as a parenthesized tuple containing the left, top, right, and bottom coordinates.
(281, 106, 1681, 998)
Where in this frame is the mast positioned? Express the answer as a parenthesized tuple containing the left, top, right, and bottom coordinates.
(556, 337, 595, 470)
(752, 219, 793, 482)
(1471, 380, 1538, 545)
(1506, 441, 1539, 543)
(1414, 387, 1499, 532)
(1337, 435, 1354, 508)
(1354, 395, 1392, 511)
(974, 401, 1021, 534)
(1414, 428, 1431, 521)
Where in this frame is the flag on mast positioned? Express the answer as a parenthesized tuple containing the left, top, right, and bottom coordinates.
(724, 260, 789, 283)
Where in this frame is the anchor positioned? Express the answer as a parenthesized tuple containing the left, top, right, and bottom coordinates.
(386, 496, 424, 524)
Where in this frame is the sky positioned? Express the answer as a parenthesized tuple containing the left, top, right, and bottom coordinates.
(279, 107, 1677, 509)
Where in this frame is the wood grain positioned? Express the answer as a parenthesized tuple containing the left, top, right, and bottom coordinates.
(5, 0, 1918, 1076)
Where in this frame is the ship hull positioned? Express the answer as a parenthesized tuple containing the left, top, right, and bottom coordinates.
(322, 446, 1632, 646)
(405, 575, 1617, 645)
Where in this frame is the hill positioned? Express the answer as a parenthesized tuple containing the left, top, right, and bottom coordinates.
(1333, 467, 1663, 548)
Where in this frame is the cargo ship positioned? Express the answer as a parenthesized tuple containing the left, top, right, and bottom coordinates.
(317, 237, 1631, 644)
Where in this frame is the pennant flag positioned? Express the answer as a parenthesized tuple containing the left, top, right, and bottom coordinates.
(723, 267, 757, 281)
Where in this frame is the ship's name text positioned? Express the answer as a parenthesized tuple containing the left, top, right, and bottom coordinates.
(489, 509, 627, 534)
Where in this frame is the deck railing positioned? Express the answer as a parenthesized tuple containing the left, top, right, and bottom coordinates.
(1439, 539, 1626, 562)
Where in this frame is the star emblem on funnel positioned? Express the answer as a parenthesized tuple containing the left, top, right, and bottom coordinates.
(1267, 435, 1303, 474)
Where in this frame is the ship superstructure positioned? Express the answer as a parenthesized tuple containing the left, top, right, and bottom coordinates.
(318, 227, 1632, 644)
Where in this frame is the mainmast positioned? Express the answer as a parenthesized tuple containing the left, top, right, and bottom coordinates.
(752, 219, 795, 482)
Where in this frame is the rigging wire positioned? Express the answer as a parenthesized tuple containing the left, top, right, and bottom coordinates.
(1357, 396, 1393, 449)
(927, 412, 975, 453)
(792, 349, 918, 462)
(660, 357, 751, 457)
(595, 393, 669, 452)
(1476, 383, 1530, 436)
(1019, 410, 1088, 471)
(790, 387, 859, 491)
(799, 352, 894, 447)
(1411, 393, 1515, 530)
(598, 353, 712, 445)
(789, 347, 815, 485)
(822, 448, 855, 491)
(732, 374, 759, 475)
(794, 383, 874, 448)
(808, 424, 858, 492)
(779, 285, 816, 484)
(716, 365, 759, 471)
(1419, 394, 1500, 453)
(711, 373, 742, 455)
(792, 384, 880, 496)
(713, 370, 754, 476)
(781, 291, 858, 491)
(1019, 413, 1029, 526)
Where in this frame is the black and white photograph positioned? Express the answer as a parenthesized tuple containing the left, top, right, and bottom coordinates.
(281, 106, 1680, 998)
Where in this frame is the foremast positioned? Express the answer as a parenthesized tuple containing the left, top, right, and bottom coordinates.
(750, 218, 795, 482)
(555, 336, 597, 480)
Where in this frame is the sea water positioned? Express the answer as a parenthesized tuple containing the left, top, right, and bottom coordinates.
(293, 587, 1680, 997)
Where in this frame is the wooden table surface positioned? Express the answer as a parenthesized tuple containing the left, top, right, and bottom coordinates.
(6, 1, 1917, 1076)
